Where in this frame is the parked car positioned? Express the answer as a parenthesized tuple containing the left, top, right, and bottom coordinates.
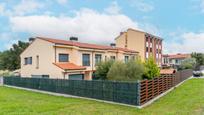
(193, 71, 203, 77)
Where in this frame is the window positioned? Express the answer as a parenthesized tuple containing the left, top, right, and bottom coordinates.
(150, 38, 152, 43)
(131, 55, 135, 60)
(150, 48, 152, 52)
(82, 54, 90, 66)
(156, 44, 158, 49)
(146, 37, 148, 42)
(146, 52, 149, 58)
(175, 59, 178, 64)
(110, 56, 116, 60)
(124, 56, 129, 63)
(95, 54, 102, 65)
(146, 47, 148, 52)
(146, 42, 149, 47)
(59, 54, 69, 62)
(24, 57, 32, 65)
(36, 55, 39, 69)
(150, 43, 152, 48)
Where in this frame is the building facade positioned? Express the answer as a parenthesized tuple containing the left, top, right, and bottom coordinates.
(20, 37, 138, 80)
(115, 28, 163, 66)
(162, 53, 191, 67)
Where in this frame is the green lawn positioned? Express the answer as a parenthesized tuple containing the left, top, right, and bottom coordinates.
(0, 79, 204, 115)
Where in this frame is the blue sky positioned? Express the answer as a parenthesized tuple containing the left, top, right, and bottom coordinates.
(0, 0, 204, 53)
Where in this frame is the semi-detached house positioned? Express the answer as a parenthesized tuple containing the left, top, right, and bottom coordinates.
(20, 37, 138, 80)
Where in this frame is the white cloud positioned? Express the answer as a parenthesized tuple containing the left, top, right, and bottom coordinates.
(13, 0, 43, 16)
(10, 8, 139, 44)
(201, 0, 204, 13)
(140, 23, 161, 37)
(129, 0, 154, 12)
(165, 32, 204, 54)
(56, 0, 68, 5)
(0, 3, 4, 15)
(105, 1, 121, 14)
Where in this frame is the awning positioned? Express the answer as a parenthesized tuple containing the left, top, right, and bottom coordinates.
(53, 62, 86, 70)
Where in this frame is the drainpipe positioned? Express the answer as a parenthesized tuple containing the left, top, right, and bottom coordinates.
(92, 51, 94, 72)
(54, 44, 57, 63)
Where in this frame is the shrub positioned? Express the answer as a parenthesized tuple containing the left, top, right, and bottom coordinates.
(179, 58, 196, 70)
(143, 56, 160, 79)
(0, 70, 13, 76)
(95, 60, 114, 80)
(107, 58, 145, 81)
(126, 58, 145, 80)
(107, 61, 127, 81)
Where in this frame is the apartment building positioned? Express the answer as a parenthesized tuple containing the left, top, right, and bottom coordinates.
(162, 53, 191, 67)
(115, 28, 163, 66)
(20, 37, 138, 80)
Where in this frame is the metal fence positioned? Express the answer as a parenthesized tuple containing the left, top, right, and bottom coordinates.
(3, 69, 192, 106)
(3, 77, 140, 106)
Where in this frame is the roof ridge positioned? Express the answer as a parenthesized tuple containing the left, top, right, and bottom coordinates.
(37, 37, 138, 53)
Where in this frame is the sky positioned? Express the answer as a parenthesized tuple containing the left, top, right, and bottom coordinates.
(0, 0, 204, 54)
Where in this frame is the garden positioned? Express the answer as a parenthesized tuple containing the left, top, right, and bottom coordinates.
(0, 79, 203, 115)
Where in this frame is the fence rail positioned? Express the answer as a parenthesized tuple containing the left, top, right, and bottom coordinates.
(3, 69, 192, 106)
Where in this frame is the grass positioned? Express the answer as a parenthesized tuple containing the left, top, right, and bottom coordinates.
(0, 79, 204, 115)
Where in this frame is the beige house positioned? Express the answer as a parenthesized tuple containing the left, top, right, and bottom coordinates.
(20, 37, 138, 80)
(115, 28, 163, 66)
(162, 53, 191, 67)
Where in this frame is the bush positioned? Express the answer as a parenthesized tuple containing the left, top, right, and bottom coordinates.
(179, 58, 196, 70)
(95, 60, 114, 80)
(107, 59, 145, 81)
(107, 61, 127, 81)
(126, 58, 145, 80)
(0, 70, 13, 76)
(143, 56, 160, 79)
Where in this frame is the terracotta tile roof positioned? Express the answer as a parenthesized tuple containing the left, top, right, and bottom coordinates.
(37, 37, 138, 53)
(163, 54, 191, 59)
(53, 62, 86, 70)
(160, 69, 176, 74)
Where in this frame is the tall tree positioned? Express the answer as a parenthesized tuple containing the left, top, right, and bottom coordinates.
(0, 41, 29, 71)
(143, 56, 160, 79)
(191, 52, 204, 69)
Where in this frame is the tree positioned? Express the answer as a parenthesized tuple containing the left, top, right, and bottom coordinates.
(107, 61, 127, 81)
(179, 58, 196, 70)
(191, 52, 204, 69)
(94, 60, 114, 80)
(143, 56, 160, 79)
(125, 58, 145, 80)
(107, 58, 145, 81)
(0, 41, 29, 71)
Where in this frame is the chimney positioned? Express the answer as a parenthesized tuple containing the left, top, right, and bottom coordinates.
(70, 36, 78, 41)
(29, 37, 35, 43)
(110, 43, 116, 48)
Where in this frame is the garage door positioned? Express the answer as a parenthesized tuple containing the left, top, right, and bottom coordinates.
(69, 74, 84, 80)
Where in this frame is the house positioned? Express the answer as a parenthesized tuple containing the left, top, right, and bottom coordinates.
(162, 53, 191, 68)
(20, 37, 138, 80)
(115, 28, 163, 66)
